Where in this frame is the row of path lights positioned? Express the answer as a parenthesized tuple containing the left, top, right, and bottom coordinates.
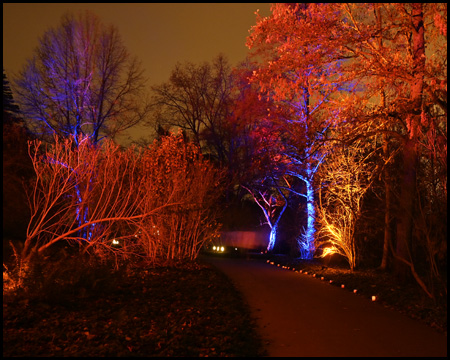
(266, 259, 377, 302)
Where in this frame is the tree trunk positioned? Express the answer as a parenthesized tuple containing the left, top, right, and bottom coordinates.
(380, 133, 392, 270)
(394, 3, 425, 280)
(303, 168, 315, 259)
(376, 4, 392, 271)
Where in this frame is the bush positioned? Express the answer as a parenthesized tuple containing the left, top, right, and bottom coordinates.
(22, 132, 224, 266)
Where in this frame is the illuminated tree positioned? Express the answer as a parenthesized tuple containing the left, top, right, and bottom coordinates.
(22, 135, 166, 262)
(135, 132, 224, 261)
(242, 184, 287, 252)
(13, 11, 149, 145)
(247, 3, 446, 288)
(22, 132, 223, 265)
(246, 3, 341, 257)
(13, 11, 152, 243)
(319, 3, 447, 285)
(237, 95, 293, 252)
(315, 140, 379, 271)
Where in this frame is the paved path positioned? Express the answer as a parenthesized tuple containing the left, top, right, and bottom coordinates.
(203, 256, 447, 357)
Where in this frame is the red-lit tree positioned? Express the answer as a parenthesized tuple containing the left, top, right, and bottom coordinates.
(246, 3, 343, 257)
(307, 3, 446, 291)
(246, 3, 447, 296)
(21, 132, 223, 266)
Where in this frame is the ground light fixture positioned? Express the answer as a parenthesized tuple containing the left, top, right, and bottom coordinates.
(266, 260, 380, 304)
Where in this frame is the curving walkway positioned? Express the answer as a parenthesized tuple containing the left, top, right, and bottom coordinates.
(203, 255, 447, 357)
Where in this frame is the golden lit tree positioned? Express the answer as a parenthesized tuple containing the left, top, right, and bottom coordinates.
(315, 140, 378, 271)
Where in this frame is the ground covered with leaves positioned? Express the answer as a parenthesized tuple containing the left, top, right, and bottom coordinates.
(3, 256, 266, 357)
(265, 254, 447, 335)
(3, 250, 446, 357)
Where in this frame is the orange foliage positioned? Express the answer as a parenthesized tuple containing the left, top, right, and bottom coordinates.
(22, 132, 223, 265)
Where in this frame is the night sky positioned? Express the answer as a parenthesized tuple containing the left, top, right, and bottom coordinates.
(3, 3, 271, 144)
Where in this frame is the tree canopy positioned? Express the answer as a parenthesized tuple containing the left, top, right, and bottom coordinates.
(13, 11, 150, 145)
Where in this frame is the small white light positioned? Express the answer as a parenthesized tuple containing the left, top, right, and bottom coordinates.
(220, 246, 225, 252)
(112, 239, 119, 245)
(372, 296, 377, 301)
(213, 246, 216, 250)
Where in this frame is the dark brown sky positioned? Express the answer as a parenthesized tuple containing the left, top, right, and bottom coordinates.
(3, 3, 271, 144)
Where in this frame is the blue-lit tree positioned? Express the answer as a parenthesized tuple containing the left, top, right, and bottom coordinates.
(246, 4, 345, 257)
(13, 11, 150, 145)
(13, 11, 150, 243)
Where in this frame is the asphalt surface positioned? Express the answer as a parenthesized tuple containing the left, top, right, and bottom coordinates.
(203, 255, 447, 357)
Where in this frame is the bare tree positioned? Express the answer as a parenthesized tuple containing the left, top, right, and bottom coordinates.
(134, 132, 224, 262)
(21, 131, 223, 269)
(22, 135, 178, 263)
(13, 11, 150, 145)
(150, 54, 235, 165)
(315, 140, 378, 271)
